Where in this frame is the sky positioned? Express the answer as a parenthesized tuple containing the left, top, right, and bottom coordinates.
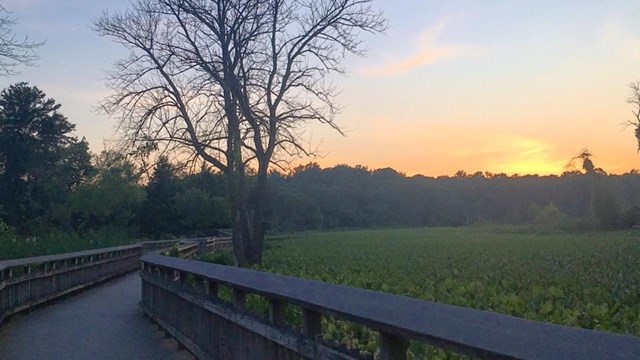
(2, 0, 640, 176)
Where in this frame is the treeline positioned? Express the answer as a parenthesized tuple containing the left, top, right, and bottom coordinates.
(4, 151, 640, 240)
(0, 83, 231, 243)
(0, 150, 230, 238)
(268, 164, 640, 232)
(2, 83, 640, 244)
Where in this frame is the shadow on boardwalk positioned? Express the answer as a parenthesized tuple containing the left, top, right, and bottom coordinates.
(0, 273, 194, 360)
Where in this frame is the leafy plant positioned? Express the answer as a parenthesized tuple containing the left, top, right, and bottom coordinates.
(235, 227, 640, 359)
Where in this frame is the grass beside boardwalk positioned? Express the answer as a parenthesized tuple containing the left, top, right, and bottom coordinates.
(255, 227, 640, 358)
(0, 229, 135, 260)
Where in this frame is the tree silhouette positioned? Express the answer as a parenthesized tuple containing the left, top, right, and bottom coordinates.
(0, 83, 91, 229)
(142, 156, 179, 237)
(94, 0, 386, 265)
(627, 81, 640, 151)
(566, 148, 595, 175)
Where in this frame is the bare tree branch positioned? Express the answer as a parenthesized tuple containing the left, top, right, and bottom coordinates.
(94, 0, 386, 264)
(626, 82, 640, 152)
(0, 6, 43, 76)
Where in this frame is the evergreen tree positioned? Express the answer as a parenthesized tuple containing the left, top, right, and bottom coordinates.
(141, 156, 178, 236)
(0, 83, 91, 230)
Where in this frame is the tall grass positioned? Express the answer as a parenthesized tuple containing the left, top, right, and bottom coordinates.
(0, 228, 135, 260)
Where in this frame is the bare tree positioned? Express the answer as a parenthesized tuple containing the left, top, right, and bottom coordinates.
(94, 0, 386, 265)
(627, 81, 640, 151)
(0, 6, 42, 76)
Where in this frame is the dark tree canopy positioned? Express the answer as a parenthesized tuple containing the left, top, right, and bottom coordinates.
(142, 156, 179, 236)
(70, 150, 144, 231)
(0, 83, 91, 229)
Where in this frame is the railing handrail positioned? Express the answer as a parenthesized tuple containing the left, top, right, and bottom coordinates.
(141, 253, 640, 360)
(0, 235, 233, 271)
(0, 234, 230, 327)
(0, 244, 141, 271)
(1, 244, 142, 326)
(138, 239, 183, 245)
(141, 234, 232, 245)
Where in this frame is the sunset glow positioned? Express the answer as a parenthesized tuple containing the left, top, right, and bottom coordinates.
(2, 0, 640, 176)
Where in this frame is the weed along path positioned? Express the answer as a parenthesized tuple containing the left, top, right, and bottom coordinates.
(0, 273, 194, 360)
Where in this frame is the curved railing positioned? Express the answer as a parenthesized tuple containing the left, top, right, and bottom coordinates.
(0, 245, 141, 325)
(140, 254, 640, 360)
(0, 234, 232, 326)
(159, 237, 233, 259)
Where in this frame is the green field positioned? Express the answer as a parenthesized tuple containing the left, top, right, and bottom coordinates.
(256, 227, 640, 358)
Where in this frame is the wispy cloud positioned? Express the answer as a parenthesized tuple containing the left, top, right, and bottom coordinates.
(360, 19, 482, 78)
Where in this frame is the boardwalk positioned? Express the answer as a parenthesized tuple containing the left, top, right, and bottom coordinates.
(0, 273, 194, 360)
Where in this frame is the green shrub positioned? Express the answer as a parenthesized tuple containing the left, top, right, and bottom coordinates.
(528, 202, 569, 232)
(202, 250, 235, 266)
(622, 205, 640, 229)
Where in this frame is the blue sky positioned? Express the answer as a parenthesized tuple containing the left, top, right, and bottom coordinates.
(3, 0, 640, 175)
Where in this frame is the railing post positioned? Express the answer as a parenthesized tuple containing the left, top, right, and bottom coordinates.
(193, 276, 206, 294)
(379, 333, 409, 360)
(233, 288, 246, 310)
(269, 299, 286, 326)
(207, 280, 219, 300)
(302, 308, 322, 340)
(197, 239, 206, 258)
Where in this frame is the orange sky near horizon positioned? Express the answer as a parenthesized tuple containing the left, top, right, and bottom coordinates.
(3, 0, 640, 177)
(297, 1, 640, 177)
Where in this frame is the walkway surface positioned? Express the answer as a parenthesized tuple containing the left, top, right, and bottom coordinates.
(0, 273, 195, 360)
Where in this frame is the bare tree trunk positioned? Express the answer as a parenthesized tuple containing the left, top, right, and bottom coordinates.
(229, 174, 265, 266)
(226, 83, 252, 266)
(229, 175, 249, 266)
(246, 166, 268, 264)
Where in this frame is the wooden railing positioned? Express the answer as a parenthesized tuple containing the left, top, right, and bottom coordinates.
(160, 236, 233, 259)
(0, 235, 232, 326)
(0, 245, 141, 325)
(140, 239, 184, 254)
(140, 254, 640, 360)
(140, 235, 233, 258)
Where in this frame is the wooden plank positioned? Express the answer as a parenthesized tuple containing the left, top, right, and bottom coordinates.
(1, 257, 139, 323)
(0, 253, 141, 289)
(0, 245, 141, 271)
(141, 254, 640, 360)
(379, 332, 409, 360)
(303, 308, 322, 339)
(233, 288, 247, 310)
(207, 280, 219, 299)
(141, 305, 213, 360)
(270, 299, 286, 326)
(141, 273, 357, 360)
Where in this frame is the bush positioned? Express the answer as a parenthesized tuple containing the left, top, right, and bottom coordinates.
(528, 202, 569, 232)
(622, 206, 640, 229)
